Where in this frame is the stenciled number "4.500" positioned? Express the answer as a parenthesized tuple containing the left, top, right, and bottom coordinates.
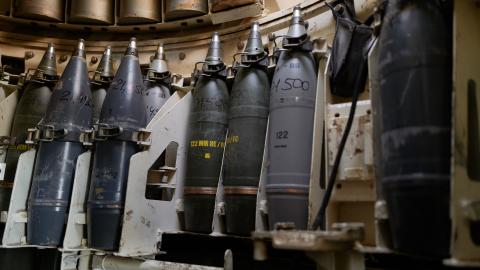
(273, 78, 310, 92)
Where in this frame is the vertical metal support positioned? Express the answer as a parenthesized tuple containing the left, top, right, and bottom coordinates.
(307, 40, 328, 228)
(118, 91, 192, 257)
(212, 171, 226, 235)
(63, 151, 91, 250)
(323, 45, 376, 246)
(445, 0, 480, 267)
(254, 125, 269, 232)
(368, 38, 393, 252)
(0, 88, 18, 165)
(2, 149, 35, 246)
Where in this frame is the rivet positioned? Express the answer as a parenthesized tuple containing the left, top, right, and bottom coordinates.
(25, 51, 34, 60)
(178, 52, 186, 60)
(60, 55, 68, 63)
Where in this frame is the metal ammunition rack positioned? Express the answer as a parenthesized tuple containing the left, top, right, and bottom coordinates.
(0, 0, 478, 269)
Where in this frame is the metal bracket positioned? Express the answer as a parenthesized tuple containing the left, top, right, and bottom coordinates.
(90, 70, 113, 86)
(461, 200, 480, 222)
(40, 125, 68, 141)
(25, 68, 59, 84)
(0, 211, 6, 223)
(267, 54, 277, 71)
(0, 162, 6, 181)
(95, 124, 122, 140)
(79, 129, 94, 146)
(59, 250, 92, 270)
(175, 199, 184, 215)
(25, 128, 39, 144)
(26, 125, 68, 143)
(372, 200, 393, 251)
(231, 50, 268, 70)
(374, 200, 388, 220)
(327, 100, 373, 182)
(93, 124, 151, 148)
(216, 202, 225, 216)
(312, 38, 329, 61)
(147, 166, 177, 185)
(170, 74, 185, 88)
(146, 69, 171, 83)
(13, 211, 27, 223)
(259, 200, 268, 216)
(134, 128, 152, 148)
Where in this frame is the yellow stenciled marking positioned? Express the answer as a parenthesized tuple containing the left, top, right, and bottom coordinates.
(204, 153, 211, 159)
(189, 140, 226, 148)
(226, 135, 240, 144)
(11, 144, 32, 151)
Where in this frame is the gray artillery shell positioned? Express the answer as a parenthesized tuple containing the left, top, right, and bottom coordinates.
(1, 45, 57, 230)
(379, 0, 452, 257)
(92, 46, 113, 124)
(144, 44, 171, 124)
(266, 49, 317, 230)
(4, 83, 53, 181)
(5, 43, 57, 178)
(27, 40, 92, 246)
(27, 142, 85, 245)
(184, 75, 229, 233)
(223, 66, 270, 235)
(92, 85, 108, 123)
(87, 140, 138, 250)
(144, 82, 171, 123)
(87, 38, 146, 250)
